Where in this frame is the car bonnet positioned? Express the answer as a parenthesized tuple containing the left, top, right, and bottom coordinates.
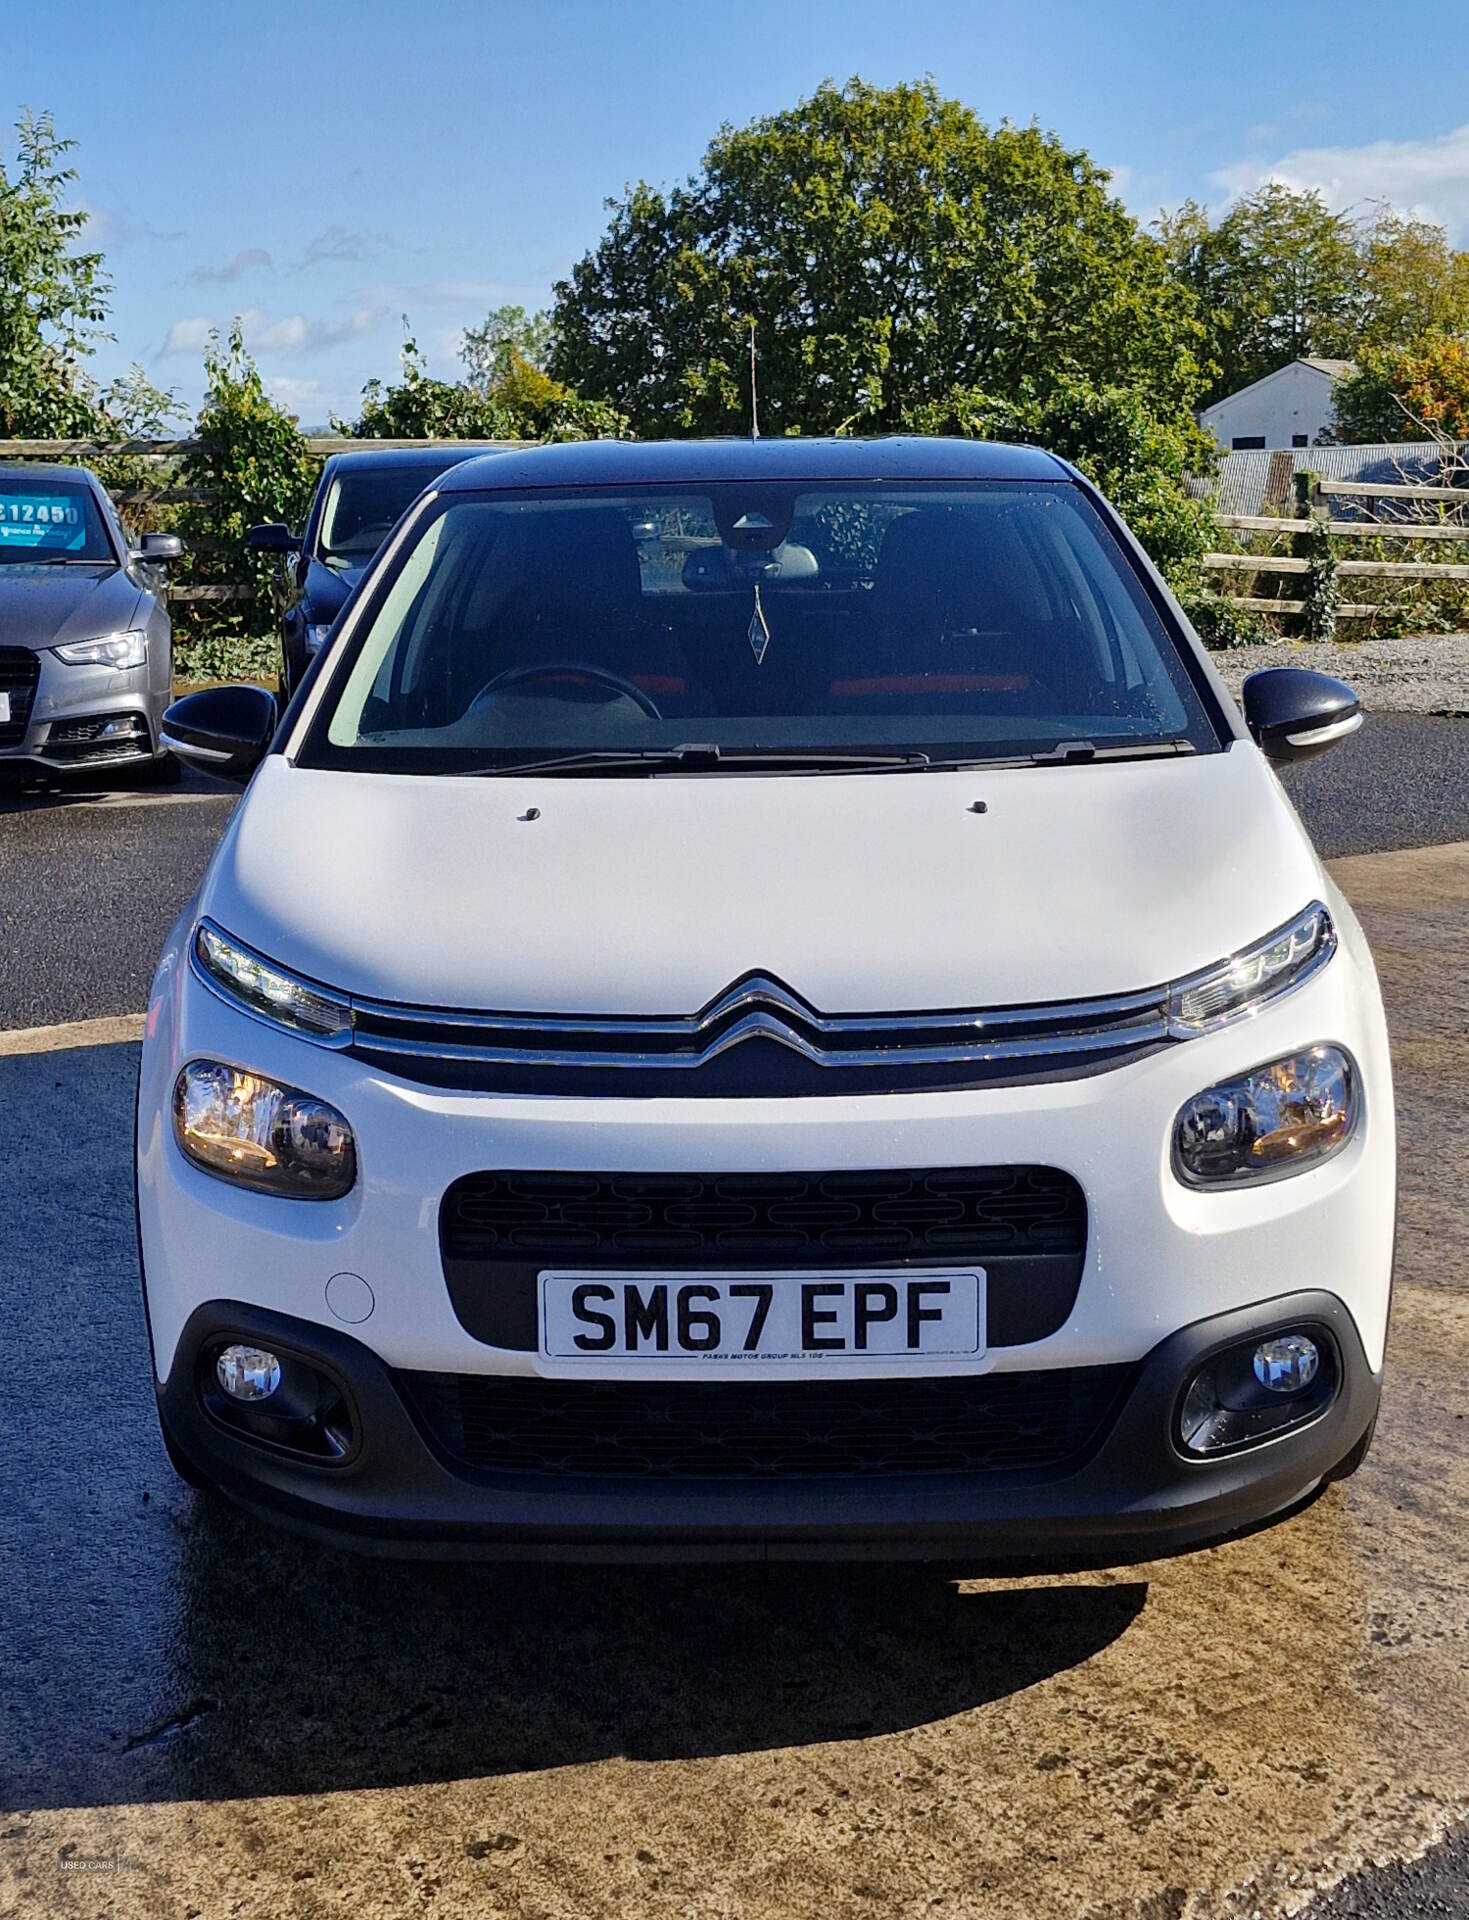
(197, 744, 1325, 1019)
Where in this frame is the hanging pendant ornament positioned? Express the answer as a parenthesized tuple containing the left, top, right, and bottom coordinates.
(747, 580, 771, 665)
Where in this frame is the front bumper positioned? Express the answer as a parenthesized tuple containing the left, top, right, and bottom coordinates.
(0, 650, 163, 770)
(157, 1289, 1381, 1562)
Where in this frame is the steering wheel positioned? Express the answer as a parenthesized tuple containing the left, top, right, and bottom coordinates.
(479, 660, 663, 719)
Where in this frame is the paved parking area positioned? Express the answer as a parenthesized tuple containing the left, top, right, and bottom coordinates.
(2, 733, 1467, 1917)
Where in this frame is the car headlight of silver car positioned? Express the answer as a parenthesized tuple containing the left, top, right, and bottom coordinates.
(52, 630, 148, 669)
(193, 921, 352, 1041)
(1173, 1046, 1358, 1187)
(1166, 902, 1335, 1037)
(174, 1061, 356, 1199)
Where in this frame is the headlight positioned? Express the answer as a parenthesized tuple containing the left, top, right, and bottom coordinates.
(52, 630, 148, 669)
(174, 1061, 356, 1199)
(1167, 902, 1335, 1037)
(194, 921, 351, 1042)
(1173, 1046, 1358, 1187)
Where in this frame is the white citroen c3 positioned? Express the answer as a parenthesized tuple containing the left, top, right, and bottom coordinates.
(139, 436, 1393, 1561)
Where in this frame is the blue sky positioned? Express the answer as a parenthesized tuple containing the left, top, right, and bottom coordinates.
(10, 0, 1469, 428)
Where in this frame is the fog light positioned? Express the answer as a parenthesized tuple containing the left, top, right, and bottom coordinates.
(1253, 1333, 1319, 1394)
(1178, 1327, 1336, 1455)
(202, 1343, 357, 1460)
(215, 1344, 282, 1401)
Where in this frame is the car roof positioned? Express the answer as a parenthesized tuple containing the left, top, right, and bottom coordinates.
(0, 460, 103, 485)
(437, 435, 1071, 492)
(321, 444, 507, 476)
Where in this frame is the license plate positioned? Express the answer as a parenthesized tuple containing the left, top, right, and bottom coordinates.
(0, 692, 9, 724)
(539, 1269, 984, 1364)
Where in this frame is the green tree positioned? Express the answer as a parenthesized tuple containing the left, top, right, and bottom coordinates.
(340, 330, 515, 438)
(1354, 204, 1469, 348)
(0, 110, 110, 435)
(551, 79, 1208, 438)
(461, 303, 553, 391)
(1333, 333, 1469, 443)
(176, 324, 319, 676)
(1160, 185, 1360, 402)
(339, 326, 628, 442)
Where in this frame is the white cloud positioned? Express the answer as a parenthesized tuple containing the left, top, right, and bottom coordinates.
(1211, 122, 1469, 238)
(262, 374, 326, 418)
(160, 302, 393, 360)
(161, 315, 216, 356)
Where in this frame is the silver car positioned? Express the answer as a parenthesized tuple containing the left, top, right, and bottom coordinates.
(0, 462, 182, 785)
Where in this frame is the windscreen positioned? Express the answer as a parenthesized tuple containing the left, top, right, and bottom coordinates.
(309, 482, 1219, 771)
(0, 475, 114, 562)
(317, 465, 453, 567)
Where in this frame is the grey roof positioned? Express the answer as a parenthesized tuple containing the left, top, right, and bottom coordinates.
(0, 461, 102, 484)
(1300, 358, 1356, 378)
(439, 435, 1071, 493)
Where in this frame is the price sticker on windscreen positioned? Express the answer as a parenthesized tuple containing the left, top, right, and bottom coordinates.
(0, 494, 86, 550)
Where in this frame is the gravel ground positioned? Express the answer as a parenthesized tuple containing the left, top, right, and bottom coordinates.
(1212, 632, 1469, 714)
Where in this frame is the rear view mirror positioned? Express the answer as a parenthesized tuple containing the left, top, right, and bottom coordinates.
(160, 684, 279, 783)
(248, 522, 301, 554)
(1242, 667, 1362, 763)
(682, 542, 819, 591)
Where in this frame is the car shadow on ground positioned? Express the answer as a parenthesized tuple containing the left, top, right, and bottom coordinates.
(0, 762, 233, 812)
(21, 1488, 1148, 1807)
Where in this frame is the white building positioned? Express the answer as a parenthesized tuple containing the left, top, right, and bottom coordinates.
(1197, 358, 1353, 452)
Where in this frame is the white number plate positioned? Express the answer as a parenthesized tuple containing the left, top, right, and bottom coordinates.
(0, 693, 10, 724)
(540, 1269, 984, 1364)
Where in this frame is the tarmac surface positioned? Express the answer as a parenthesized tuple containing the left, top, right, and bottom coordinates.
(1, 732, 1467, 1917)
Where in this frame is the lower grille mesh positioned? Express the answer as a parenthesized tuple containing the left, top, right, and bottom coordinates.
(0, 648, 39, 748)
(402, 1365, 1133, 1481)
(441, 1165, 1087, 1266)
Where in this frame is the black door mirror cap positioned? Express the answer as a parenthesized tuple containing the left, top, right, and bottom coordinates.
(1242, 666, 1363, 764)
(247, 522, 302, 553)
(159, 684, 280, 783)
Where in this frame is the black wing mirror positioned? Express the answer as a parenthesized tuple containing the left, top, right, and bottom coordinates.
(160, 685, 279, 783)
(133, 531, 184, 563)
(1242, 667, 1363, 763)
(248, 522, 302, 553)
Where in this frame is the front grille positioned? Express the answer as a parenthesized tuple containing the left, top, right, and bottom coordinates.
(42, 711, 150, 763)
(441, 1165, 1086, 1267)
(440, 1166, 1089, 1353)
(349, 969, 1170, 1097)
(0, 648, 40, 747)
(401, 1364, 1134, 1480)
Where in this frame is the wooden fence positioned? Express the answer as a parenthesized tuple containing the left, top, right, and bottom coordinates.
(1203, 472, 1469, 625)
(0, 437, 522, 604)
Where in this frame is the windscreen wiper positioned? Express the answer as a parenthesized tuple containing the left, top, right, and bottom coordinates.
(1027, 738, 1196, 765)
(471, 745, 933, 777)
(918, 739, 1198, 771)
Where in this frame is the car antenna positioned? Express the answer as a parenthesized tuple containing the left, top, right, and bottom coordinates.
(749, 320, 760, 440)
